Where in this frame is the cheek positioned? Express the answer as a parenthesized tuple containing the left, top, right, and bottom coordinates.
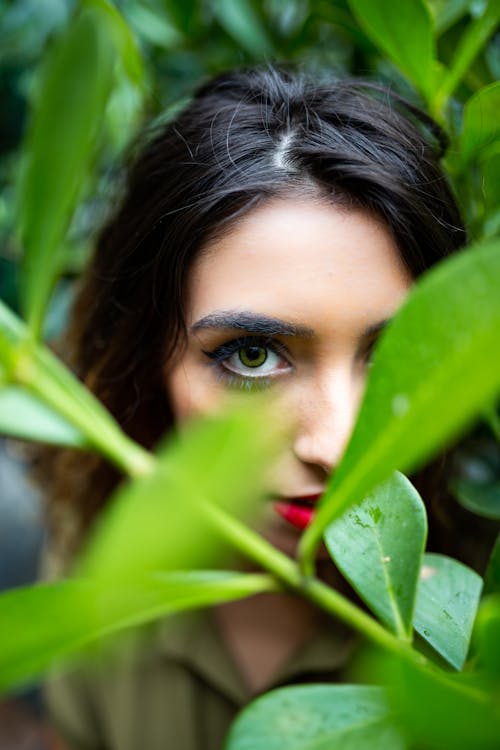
(164, 358, 226, 423)
(164, 363, 192, 422)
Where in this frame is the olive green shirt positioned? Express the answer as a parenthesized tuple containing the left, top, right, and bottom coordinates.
(46, 610, 356, 750)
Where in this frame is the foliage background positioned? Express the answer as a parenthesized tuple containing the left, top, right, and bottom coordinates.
(1, 0, 499, 317)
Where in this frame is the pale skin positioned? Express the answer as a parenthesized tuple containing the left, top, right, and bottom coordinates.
(165, 196, 412, 693)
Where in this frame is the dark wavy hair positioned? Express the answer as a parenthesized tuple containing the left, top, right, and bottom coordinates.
(40, 65, 491, 565)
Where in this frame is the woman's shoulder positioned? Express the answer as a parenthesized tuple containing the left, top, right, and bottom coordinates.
(45, 609, 357, 750)
(45, 612, 240, 750)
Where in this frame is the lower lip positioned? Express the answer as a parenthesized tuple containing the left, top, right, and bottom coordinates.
(273, 500, 317, 530)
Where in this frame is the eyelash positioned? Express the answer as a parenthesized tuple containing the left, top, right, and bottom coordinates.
(361, 336, 379, 367)
(203, 335, 292, 390)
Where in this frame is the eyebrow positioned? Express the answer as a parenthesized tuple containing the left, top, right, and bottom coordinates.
(191, 311, 314, 338)
(191, 310, 392, 339)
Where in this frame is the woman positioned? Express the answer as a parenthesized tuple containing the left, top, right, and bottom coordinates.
(42, 65, 481, 750)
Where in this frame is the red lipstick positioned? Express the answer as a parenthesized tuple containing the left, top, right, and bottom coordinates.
(273, 494, 322, 530)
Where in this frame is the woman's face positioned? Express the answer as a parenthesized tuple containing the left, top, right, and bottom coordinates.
(165, 197, 411, 556)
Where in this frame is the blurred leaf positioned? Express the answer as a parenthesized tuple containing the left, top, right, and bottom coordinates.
(483, 535, 500, 596)
(224, 684, 406, 750)
(0, 385, 88, 446)
(348, 0, 436, 100)
(452, 477, 500, 518)
(414, 553, 482, 670)
(460, 81, 500, 166)
(212, 0, 274, 56)
(0, 571, 275, 693)
(435, 2, 500, 107)
(0, 579, 91, 693)
(324, 473, 427, 639)
(84, 0, 144, 86)
(300, 238, 500, 566)
(428, 0, 474, 35)
(104, 70, 144, 153)
(0, 298, 152, 475)
(96, 570, 277, 633)
(0, 295, 28, 365)
(0, 0, 70, 63)
(387, 652, 500, 749)
(486, 33, 500, 79)
(126, 2, 182, 48)
(163, 0, 199, 35)
(475, 593, 500, 680)
(481, 145, 500, 215)
(41, 279, 74, 341)
(17, 6, 116, 338)
(79, 405, 278, 583)
(483, 209, 500, 239)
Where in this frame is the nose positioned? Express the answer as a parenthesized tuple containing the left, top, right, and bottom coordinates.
(292, 368, 361, 476)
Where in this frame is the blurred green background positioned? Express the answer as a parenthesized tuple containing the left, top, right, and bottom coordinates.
(1, 0, 498, 318)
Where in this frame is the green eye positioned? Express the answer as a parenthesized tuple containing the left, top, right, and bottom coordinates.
(238, 346, 268, 368)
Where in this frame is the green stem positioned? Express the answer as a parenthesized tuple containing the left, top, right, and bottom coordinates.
(428, 96, 447, 130)
(14, 342, 153, 478)
(0, 302, 153, 477)
(200, 502, 429, 669)
(201, 501, 302, 585)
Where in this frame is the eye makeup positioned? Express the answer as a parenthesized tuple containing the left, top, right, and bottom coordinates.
(357, 319, 388, 368)
(202, 334, 293, 390)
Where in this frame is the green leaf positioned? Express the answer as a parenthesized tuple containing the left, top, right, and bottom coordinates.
(84, 0, 144, 86)
(483, 535, 500, 597)
(224, 684, 406, 750)
(212, 0, 274, 56)
(428, 0, 473, 35)
(0, 298, 152, 476)
(481, 146, 500, 216)
(486, 31, 500, 78)
(0, 385, 88, 447)
(0, 571, 275, 694)
(0, 580, 91, 694)
(414, 553, 482, 670)
(387, 652, 500, 749)
(452, 477, 500, 519)
(95, 570, 277, 632)
(79, 406, 277, 582)
(163, 0, 199, 35)
(460, 82, 500, 166)
(300, 238, 500, 568)
(348, 0, 436, 101)
(324, 473, 427, 639)
(0, 297, 29, 366)
(435, 3, 500, 108)
(104, 69, 144, 153)
(17, 6, 116, 338)
(124, 3, 182, 49)
(475, 593, 500, 680)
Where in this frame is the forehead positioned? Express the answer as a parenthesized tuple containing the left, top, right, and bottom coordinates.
(186, 198, 411, 331)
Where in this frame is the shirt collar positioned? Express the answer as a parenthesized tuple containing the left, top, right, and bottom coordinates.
(155, 609, 357, 707)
